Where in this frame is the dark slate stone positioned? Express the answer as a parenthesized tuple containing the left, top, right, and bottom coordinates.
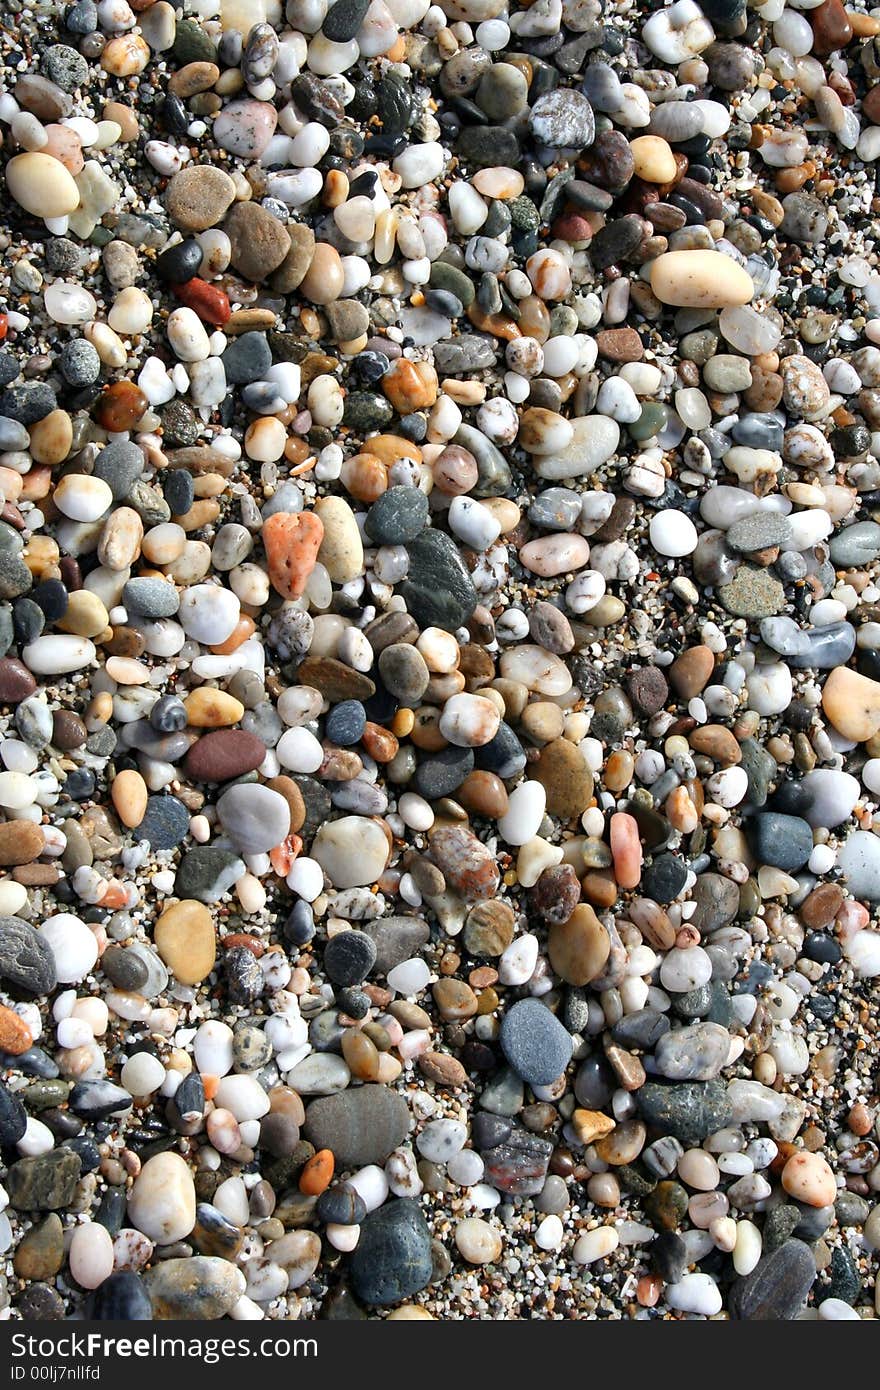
(635, 1081, 733, 1146)
(348, 1199, 433, 1305)
(323, 930, 377, 987)
(728, 1239, 816, 1320)
(0, 916, 57, 994)
(401, 529, 478, 632)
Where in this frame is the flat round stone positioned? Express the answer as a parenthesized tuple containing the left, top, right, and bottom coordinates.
(500, 998, 573, 1086)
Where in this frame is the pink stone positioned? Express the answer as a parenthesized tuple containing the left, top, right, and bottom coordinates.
(213, 99, 278, 158)
(610, 811, 642, 890)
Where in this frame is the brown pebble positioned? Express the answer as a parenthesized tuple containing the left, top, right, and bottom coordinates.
(0, 658, 37, 703)
(531, 738, 593, 819)
(185, 730, 267, 782)
(627, 666, 669, 715)
(810, 0, 853, 54)
(0, 820, 44, 867)
(596, 327, 643, 362)
(265, 776, 306, 835)
(689, 725, 742, 765)
(668, 645, 715, 698)
(13, 864, 59, 886)
(800, 882, 844, 930)
(432, 978, 478, 1021)
(457, 769, 509, 819)
(418, 1052, 469, 1088)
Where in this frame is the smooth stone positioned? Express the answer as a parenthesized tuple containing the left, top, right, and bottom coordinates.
(155, 900, 216, 984)
(304, 1085, 410, 1168)
(362, 916, 430, 974)
(312, 817, 389, 888)
(324, 930, 377, 986)
(175, 847, 246, 902)
(635, 1082, 733, 1145)
(126, 1152, 196, 1245)
(650, 250, 754, 308)
(500, 998, 573, 1086)
(838, 831, 880, 901)
(788, 622, 856, 670)
(829, 521, 880, 567)
(133, 795, 190, 851)
(216, 783, 291, 854)
(185, 730, 266, 782)
(653, 1022, 731, 1080)
(729, 1240, 816, 1320)
(749, 813, 813, 872)
(348, 1199, 433, 1305)
(144, 1257, 244, 1320)
(401, 529, 479, 632)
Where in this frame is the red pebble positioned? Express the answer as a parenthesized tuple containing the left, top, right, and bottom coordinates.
(0, 314, 7, 342)
(173, 278, 231, 326)
(552, 212, 593, 244)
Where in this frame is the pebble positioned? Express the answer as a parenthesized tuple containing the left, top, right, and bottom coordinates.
(500, 999, 573, 1086)
(0, 0, 875, 1328)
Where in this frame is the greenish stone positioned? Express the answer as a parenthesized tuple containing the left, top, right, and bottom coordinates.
(429, 261, 475, 308)
(508, 196, 541, 231)
(401, 529, 478, 632)
(628, 402, 668, 441)
(645, 1180, 688, 1228)
(173, 18, 217, 63)
(738, 737, 777, 807)
(343, 391, 394, 433)
(8, 1150, 81, 1211)
(717, 565, 785, 619)
(635, 1081, 733, 1146)
(22, 1080, 72, 1112)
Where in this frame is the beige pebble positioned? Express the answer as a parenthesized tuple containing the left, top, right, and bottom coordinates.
(58, 590, 110, 640)
(142, 522, 187, 565)
(454, 1217, 502, 1264)
(111, 769, 148, 828)
(650, 250, 754, 309)
(519, 534, 590, 577)
(5, 152, 80, 218)
(630, 135, 677, 183)
(299, 243, 344, 304)
(98, 508, 144, 570)
(314, 496, 364, 583)
(106, 656, 150, 685)
(184, 688, 245, 727)
(101, 34, 151, 77)
(155, 899, 217, 984)
(126, 1151, 196, 1244)
(29, 410, 73, 466)
(472, 167, 524, 199)
(821, 666, 880, 742)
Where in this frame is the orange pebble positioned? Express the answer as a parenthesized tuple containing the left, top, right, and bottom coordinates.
(300, 1148, 335, 1195)
(0, 1004, 32, 1055)
(210, 615, 256, 654)
(262, 510, 324, 599)
(636, 1274, 662, 1308)
(269, 833, 302, 876)
(98, 880, 129, 909)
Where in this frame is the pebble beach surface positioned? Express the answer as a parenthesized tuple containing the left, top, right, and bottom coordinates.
(0, 0, 879, 1326)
